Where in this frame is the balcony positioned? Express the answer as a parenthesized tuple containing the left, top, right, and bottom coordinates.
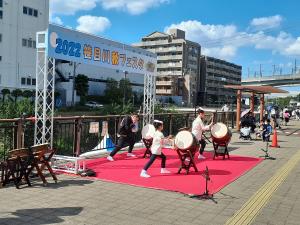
(157, 62, 182, 69)
(156, 46, 183, 53)
(156, 80, 174, 86)
(158, 55, 182, 61)
(157, 71, 182, 76)
(156, 89, 174, 95)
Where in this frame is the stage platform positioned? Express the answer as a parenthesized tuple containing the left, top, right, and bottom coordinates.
(84, 148, 263, 195)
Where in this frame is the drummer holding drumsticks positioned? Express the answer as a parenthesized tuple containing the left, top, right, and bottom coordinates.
(140, 120, 171, 178)
(192, 108, 213, 159)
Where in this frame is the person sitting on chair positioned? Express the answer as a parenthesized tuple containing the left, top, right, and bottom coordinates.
(192, 107, 213, 159)
(107, 113, 139, 161)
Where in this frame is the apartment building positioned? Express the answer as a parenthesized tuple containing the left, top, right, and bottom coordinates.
(200, 56, 242, 106)
(0, 0, 49, 90)
(133, 29, 201, 106)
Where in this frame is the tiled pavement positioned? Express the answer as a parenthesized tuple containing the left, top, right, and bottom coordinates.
(0, 121, 300, 225)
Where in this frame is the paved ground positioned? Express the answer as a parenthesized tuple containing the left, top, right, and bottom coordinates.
(1, 120, 300, 225)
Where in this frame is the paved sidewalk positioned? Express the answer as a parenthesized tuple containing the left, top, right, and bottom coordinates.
(0, 121, 300, 225)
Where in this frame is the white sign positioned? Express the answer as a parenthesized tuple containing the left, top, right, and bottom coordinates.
(47, 24, 157, 75)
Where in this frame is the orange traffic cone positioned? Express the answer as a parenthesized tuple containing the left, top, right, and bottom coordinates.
(270, 128, 280, 148)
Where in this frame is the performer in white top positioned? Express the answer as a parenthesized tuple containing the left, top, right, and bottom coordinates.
(140, 120, 171, 178)
(192, 107, 213, 159)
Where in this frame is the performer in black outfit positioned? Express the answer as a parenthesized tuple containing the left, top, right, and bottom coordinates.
(107, 113, 139, 161)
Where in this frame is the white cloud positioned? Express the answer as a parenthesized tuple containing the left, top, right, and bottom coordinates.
(164, 19, 300, 59)
(50, 0, 98, 15)
(76, 15, 111, 34)
(250, 15, 283, 30)
(285, 37, 300, 55)
(165, 20, 240, 59)
(98, 0, 169, 15)
(51, 16, 63, 25)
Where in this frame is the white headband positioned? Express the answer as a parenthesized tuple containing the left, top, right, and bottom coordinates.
(153, 119, 163, 124)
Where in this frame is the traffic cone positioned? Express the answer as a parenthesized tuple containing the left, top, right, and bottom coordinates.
(270, 128, 280, 148)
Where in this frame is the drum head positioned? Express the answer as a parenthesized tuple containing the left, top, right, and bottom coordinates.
(175, 130, 193, 149)
(211, 123, 228, 138)
(141, 124, 155, 139)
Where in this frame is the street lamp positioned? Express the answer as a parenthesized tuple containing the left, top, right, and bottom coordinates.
(123, 71, 128, 109)
(72, 62, 81, 106)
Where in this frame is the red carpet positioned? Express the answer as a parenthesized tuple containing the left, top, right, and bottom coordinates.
(85, 149, 262, 195)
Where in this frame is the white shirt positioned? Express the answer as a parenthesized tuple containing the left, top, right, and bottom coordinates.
(221, 105, 229, 112)
(192, 116, 211, 141)
(271, 109, 276, 115)
(151, 130, 165, 155)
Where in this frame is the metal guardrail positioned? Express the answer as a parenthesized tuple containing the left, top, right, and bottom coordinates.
(0, 111, 236, 160)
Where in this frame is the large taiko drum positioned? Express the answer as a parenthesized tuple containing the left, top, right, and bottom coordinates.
(211, 122, 232, 144)
(175, 130, 198, 151)
(141, 124, 155, 140)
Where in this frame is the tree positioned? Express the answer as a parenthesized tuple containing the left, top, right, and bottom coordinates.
(1, 89, 10, 102)
(23, 90, 33, 98)
(11, 89, 23, 103)
(119, 78, 133, 105)
(75, 74, 89, 105)
(104, 78, 122, 104)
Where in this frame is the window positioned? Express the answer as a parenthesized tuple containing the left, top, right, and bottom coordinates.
(23, 6, 27, 14)
(22, 39, 27, 47)
(33, 9, 38, 17)
(21, 78, 26, 85)
(28, 39, 32, 48)
(0, 56, 2, 61)
(0, 33, 2, 42)
(0, 0, 2, 8)
(26, 78, 31, 85)
(33, 40, 36, 48)
(0, 10, 2, 19)
(32, 78, 36, 85)
(28, 8, 33, 16)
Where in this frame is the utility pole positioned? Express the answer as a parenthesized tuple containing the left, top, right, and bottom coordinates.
(123, 71, 128, 109)
(294, 59, 297, 74)
(273, 65, 276, 75)
(259, 64, 262, 77)
(280, 67, 282, 75)
(247, 67, 250, 78)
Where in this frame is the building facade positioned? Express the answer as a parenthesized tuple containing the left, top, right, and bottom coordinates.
(133, 29, 201, 106)
(200, 56, 242, 107)
(0, 0, 49, 90)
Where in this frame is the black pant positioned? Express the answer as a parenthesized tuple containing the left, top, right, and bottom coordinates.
(143, 153, 166, 171)
(199, 139, 206, 154)
(110, 135, 135, 157)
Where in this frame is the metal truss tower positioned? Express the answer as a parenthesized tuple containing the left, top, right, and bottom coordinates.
(34, 31, 55, 147)
(143, 73, 156, 126)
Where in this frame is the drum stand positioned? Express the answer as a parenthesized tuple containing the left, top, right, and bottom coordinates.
(260, 140, 276, 160)
(213, 142, 230, 160)
(142, 138, 153, 158)
(176, 148, 198, 174)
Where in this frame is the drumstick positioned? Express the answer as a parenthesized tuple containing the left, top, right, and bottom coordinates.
(202, 134, 212, 143)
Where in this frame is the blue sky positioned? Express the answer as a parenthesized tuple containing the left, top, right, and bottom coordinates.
(50, 0, 300, 93)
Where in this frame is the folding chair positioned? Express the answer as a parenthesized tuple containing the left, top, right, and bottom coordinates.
(3, 148, 32, 188)
(27, 143, 58, 186)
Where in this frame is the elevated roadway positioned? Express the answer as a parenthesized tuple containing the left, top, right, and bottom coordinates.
(242, 73, 300, 86)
